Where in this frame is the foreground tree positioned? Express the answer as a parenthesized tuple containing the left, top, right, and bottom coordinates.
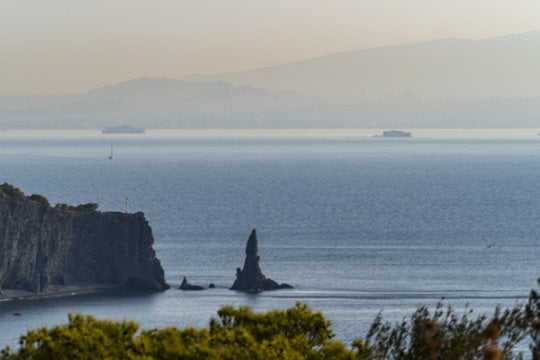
(354, 302, 529, 359)
(3, 281, 540, 359)
(354, 280, 540, 359)
(0, 303, 353, 360)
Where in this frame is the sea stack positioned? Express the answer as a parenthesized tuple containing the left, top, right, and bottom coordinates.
(0, 183, 169, 297)
(179, 276, 204, 291)
(230, 229, 292, 292)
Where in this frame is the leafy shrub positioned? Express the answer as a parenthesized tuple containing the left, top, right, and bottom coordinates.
(0, 303, 353, 360)
(54, 203, 72, 211)
(1, 314, 141, 360)
(353, 280, 540, 359)
(2, 284, 540, 359)
(527, 279, 540, 359)
(0, 183, 25, 197)
(0, 183, 99, 212)
(74, 203, 98, 211)
(355, 302, 529, 359)
(28, 194, 49, 205)
(53, 203, 98, 211)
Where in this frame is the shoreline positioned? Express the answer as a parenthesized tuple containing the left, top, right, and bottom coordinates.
(0, 284, 118, 302)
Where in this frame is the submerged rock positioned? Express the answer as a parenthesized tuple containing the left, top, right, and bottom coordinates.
(0, 183, 169, 295)
(230, 229, 292, 292)
(179, 277, 205, 291)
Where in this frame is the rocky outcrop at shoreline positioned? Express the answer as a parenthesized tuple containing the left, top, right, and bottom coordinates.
(0, 183, 169, 297)
(231, 229, 292, 292)
(179, 277, 204, 290)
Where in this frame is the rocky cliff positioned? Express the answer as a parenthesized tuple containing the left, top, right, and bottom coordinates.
(0, 183, 169, 295)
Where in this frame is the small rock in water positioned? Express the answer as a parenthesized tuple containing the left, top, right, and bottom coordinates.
(179, 276, 205, 291)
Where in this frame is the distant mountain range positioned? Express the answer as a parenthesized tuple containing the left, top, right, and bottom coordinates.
(1, 31, 540, 129)
(0, 78, 322, 129)
(195, 31, 540, 99)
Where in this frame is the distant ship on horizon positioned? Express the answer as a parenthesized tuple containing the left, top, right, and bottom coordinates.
(102, 125, 145, 134)
(375, 130, 412, 138)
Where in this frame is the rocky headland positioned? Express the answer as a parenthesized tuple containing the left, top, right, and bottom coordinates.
(231, 229, 292, 292)
(0, 183, 169, 300)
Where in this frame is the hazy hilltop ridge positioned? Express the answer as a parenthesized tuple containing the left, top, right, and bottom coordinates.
(0, 183, 168, 296)
(2, 31, 540, 129)
(206, 31, 540, 99)
(0, 78, 321, 129)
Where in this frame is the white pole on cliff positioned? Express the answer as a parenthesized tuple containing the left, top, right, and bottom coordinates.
(125, 196, 129, 213)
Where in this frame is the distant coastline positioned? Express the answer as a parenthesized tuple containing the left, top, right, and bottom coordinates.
(102, 125, 145, 134)
(1, 128, 539, 141)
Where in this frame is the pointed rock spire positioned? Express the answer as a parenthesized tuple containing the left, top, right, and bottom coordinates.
(230, 229, 292, 292)
(246, 229, 258, 258)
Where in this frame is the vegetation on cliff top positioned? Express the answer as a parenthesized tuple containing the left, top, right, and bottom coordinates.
(0, 183, 25, 198)
(54, 203, 99, 211)
(0, 183, 98, 211)
(2, 281, 540, 359)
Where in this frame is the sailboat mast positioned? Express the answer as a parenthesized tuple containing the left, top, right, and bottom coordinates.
(108, 142, 114, 160)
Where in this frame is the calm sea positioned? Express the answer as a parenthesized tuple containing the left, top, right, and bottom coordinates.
(0, 129, 538, 348)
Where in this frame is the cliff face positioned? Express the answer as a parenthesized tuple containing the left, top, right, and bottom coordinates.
(0, 184, 169, 294)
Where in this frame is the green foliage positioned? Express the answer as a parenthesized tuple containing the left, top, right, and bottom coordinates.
(3, 284, 540, 359)
(0, 182, 98, 211)
(28, 194, 49, 205)
(74, 203, 98, 211)
(54, 203, 98, 211)
(355, 280, 540, 359)
(53, 203, 72, 211)
(2, 314, 140, 360)
(0, 183, 25, 197)
(0, 303, 354, 360)
(527, 279, 540, 359)
(213, 302, 333, 348)
(357, 302, 529, 360)
(207, 303, 351, 359)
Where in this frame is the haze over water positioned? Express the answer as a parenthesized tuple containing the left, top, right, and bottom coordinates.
(0, 129, 538, 348)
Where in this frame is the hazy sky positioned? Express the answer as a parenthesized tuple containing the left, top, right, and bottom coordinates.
(2, 0, 540, 94)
